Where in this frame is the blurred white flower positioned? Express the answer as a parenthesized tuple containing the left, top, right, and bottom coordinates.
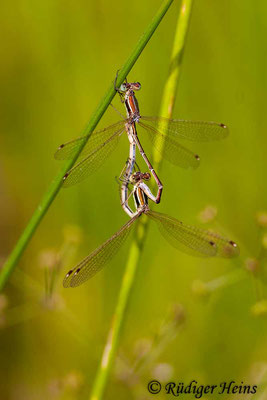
(198, 205, 217, 223)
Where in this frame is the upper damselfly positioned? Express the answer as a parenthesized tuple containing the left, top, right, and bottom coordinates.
(55, 80, 229, 204)
(63, 169, 239, 288)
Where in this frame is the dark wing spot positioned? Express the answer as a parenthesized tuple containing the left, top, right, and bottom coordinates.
(63, 172, 69, 180)
(209, 241, 216, 247)
(220, 123, 227, 129)
(59, 144, 65, 149)
(74, 268, 81, 276)
(195, 154, 200, 161)
(65, 269, 73, 278)
(229, 240, 237, 247)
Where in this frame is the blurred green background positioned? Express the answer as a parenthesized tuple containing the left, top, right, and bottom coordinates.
(1, 0, 267, 398)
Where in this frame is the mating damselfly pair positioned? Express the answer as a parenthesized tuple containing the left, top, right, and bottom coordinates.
(55, 79, 239, 288)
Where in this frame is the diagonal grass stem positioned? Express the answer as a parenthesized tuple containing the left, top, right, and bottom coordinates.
(0, 0, 174, 291)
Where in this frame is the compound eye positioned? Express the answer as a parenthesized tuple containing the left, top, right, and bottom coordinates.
(119, 83, 127, 92)
(130, 173, 136, 182)
(129, 174, 135, 183)
(143, 172, 150, 180)
(133, 82, 141, 91)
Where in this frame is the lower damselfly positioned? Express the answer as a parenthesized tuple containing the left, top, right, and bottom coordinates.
(63, 171, 239, 288)
(55, 80, 229, 204)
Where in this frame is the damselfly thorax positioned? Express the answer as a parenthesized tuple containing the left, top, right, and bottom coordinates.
(120, 81, 141, 122)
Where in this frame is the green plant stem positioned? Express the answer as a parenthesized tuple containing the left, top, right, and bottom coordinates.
(90, 220, 147, 400)
(0, 0, 174, 292)
(154, 0, 193, 164)
(89, 1, 193, 399)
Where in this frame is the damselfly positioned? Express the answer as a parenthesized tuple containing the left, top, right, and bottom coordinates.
(63, 171, 239, 288)
(55, 80, 229, 204)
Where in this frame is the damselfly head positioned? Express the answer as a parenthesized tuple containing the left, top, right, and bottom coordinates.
(130, 171, 150, 184)
(119, 82, 141, 92)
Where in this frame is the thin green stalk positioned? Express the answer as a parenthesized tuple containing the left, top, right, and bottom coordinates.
(90, 221, 147, 400)
(0, 0, 174, 291)
(90, 1, 193, 399)
(154, 0, 193, 163)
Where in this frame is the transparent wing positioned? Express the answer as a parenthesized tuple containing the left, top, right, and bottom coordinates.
(147, 210, 239, 258)
(62, 126, 125, 187)
(63, 214, 140, 288)
(54, 121, 125, 160)
(140, 117, 229, 142)
(139, 121, 200, 169)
